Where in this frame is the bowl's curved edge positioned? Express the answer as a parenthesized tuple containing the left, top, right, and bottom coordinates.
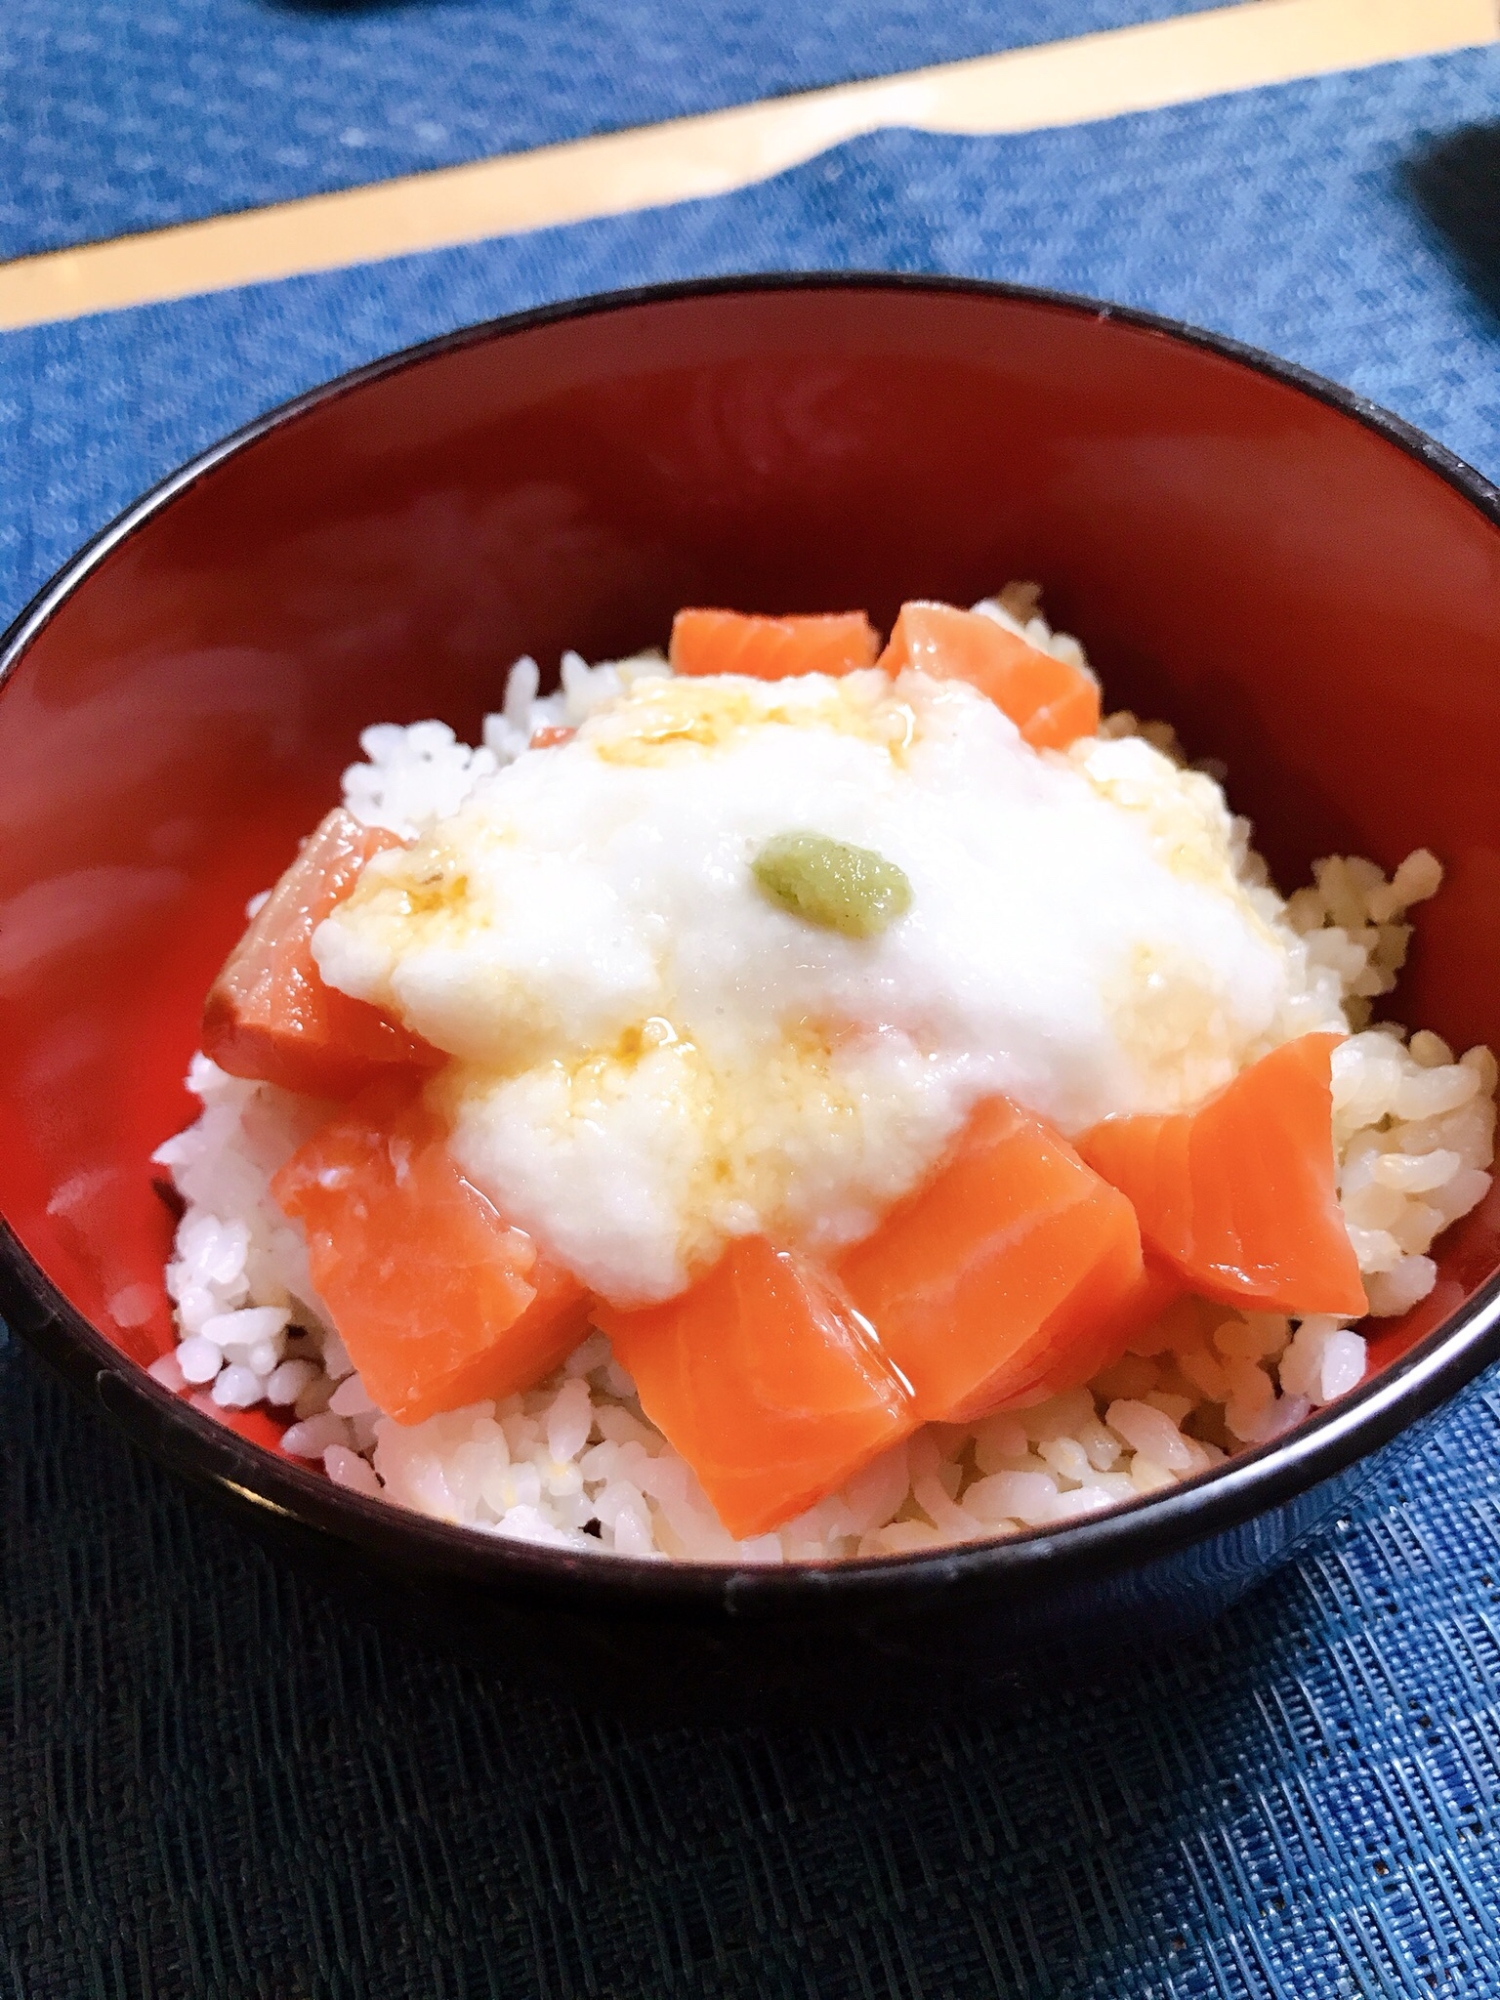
(8, 1201, 1500, 1622)
(5, 268, 1500, 1621)
(6, 268, 1499, 686)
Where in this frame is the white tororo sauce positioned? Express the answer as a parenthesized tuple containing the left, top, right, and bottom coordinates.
(313, 669, 1339, 1305)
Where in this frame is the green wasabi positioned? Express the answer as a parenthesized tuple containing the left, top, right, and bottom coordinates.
(751, 831, 913, 939)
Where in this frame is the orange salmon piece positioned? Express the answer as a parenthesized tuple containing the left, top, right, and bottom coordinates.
(1108, 1257, 1189, 1355)
(877, 600, 1100, 750)
(594, 1237, 916, 1539)
(1076, 1032, 1366, 1318)
(204, 807, 438, 1099)
(838, 1097, 1145, 1423)
(272, 1078, 590, 1424)
(669, 608, 881, 681)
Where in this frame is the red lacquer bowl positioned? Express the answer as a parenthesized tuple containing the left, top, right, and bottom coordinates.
(3, 275, 1498, 1718)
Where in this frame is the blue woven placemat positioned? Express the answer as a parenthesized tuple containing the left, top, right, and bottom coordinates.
(8, 45, 1500, 1999)
(7, 46, 1500, 632)
(0, 0, 1223, 261)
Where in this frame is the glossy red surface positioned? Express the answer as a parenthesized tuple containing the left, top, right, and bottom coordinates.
(2, 278, 1498, 1402)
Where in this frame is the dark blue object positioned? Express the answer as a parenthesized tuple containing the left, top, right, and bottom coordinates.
(1406, 121, 1500, 323)
(0, 0, 1225, 260)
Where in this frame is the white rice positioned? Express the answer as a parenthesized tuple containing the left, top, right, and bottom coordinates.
(149, 602, 1497, 1562)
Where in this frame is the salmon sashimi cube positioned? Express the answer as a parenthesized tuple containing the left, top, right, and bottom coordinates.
(1076, 1032, 1367, 1318)
(272, 1078, 590, 1424)
(204, 807, 438, 1099)
(837, 1096, 1145, 1423)
(669, 608, 881, 681)
(1106, 1256, 1188, 1356)
(593, 1237, 916, 1540)
(877, 601, 1100, 750)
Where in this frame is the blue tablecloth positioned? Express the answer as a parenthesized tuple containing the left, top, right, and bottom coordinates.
(7, 42, 1500, 2000)
(6, 46, 1500, 632)
(0, 0, 1223, 259)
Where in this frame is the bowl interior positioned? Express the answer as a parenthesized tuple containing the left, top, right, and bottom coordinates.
(3, 278, 1499, 1417)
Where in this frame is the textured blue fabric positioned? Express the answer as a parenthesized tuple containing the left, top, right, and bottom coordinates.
(7, 1325, 1500, 2000)
(8, 43, 1500, 2000)
(5, 46, 1500, 632)
(0, 0, 1225, 260)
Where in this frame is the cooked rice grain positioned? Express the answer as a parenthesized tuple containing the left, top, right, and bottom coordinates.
(150, 630, 1497, 1562)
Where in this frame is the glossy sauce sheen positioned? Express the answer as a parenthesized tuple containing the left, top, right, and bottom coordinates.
(1, 283, 1499, 1710)
(595, 1237, 913, 1540)
(838, 1096, 1146, 1422)
(203, 808, 436, 1099)
(313, 666, 1336, 1306)
(1078, 1032, 1366, 1316)
(272, 1075, 590, 1422)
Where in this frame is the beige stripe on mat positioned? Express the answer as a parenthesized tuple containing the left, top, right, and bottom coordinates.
(0, 0, 1493, 330)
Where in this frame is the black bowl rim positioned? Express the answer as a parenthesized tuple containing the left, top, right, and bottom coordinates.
(4, 266, 1500, 1619)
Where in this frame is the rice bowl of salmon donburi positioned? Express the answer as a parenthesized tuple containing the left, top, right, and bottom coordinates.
(150, 592, 1495, 1562)
(5, 276, 1500, 1710)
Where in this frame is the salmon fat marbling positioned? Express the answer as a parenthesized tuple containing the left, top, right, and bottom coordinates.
(148, 591, 1498, 1561)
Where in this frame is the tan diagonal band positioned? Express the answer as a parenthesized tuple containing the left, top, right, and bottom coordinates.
(0, 0, 1492, 331)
